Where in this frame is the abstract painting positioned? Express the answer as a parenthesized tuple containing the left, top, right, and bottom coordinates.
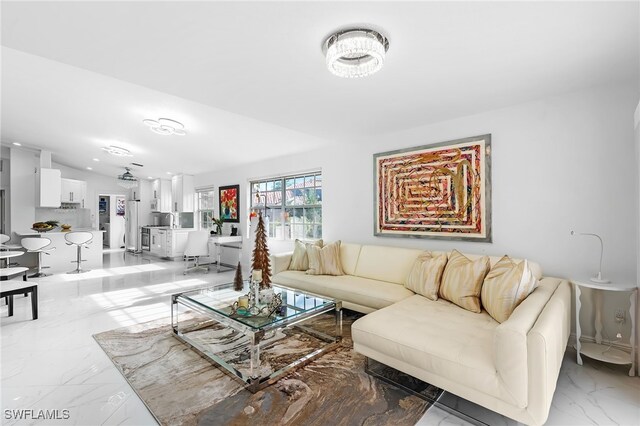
(374, 134, 491, 242)
(116, 197, 125, 216)
(219, 184, 240, 223)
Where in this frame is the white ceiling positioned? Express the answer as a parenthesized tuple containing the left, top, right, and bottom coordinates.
(1, 1, 638, 178)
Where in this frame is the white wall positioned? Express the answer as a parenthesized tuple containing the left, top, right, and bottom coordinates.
(1, 146, 11, 233)
(634, 99, 640, 372)
(9, 148, 37, 235)
(196, 80, 639, 344)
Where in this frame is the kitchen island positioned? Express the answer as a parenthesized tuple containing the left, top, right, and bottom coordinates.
(145, 227, 241, 267)
(14, 229, 104, 274)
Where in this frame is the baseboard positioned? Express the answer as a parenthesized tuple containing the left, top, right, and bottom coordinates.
(569, 333, 633, 352)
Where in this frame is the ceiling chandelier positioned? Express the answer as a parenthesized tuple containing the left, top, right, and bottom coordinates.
(143, 118, 187, 136)
(324, 28, 389, 78)
(117, 167, 138, 189)
(102, 146, 132, 157)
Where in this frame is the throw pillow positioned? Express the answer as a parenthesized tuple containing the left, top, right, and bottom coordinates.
(306, 240, 345, 276)
(439, 250, 490, 313)
(481, 256, 539, 323)
(289, 239, 323, 271)
(404, 252, 448, 301)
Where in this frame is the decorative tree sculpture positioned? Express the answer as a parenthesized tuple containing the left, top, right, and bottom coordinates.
(233, 262, 243, 291)
(251, 212, 272, 289)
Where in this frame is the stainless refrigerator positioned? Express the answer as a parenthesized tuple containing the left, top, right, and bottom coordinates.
(125, 200, 141, 253)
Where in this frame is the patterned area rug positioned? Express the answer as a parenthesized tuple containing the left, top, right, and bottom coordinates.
(94, 311, 442, 426)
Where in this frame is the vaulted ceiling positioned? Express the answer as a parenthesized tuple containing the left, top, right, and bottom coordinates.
(2, 1, 638, 178)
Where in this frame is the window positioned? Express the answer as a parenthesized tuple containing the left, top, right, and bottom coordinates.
(196, 188, 216, 230)
(250, 171, 322, 240)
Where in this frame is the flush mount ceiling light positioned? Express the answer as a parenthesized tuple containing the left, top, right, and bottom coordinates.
(102, 146, 132, 157)
(142, 118, 187, 136)
(324, 28, 389, 78)
(117, 167, 138, 189)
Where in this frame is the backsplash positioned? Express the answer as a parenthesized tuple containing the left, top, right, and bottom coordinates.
(35, 208, 92, 229)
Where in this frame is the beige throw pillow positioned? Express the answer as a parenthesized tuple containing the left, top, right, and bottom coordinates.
(404, 252, 448, 301)
(481, 256, 539, 323)
(306, 240, 345, 276)
(439, 250, 490, 313)
(289, 239, 323, 271)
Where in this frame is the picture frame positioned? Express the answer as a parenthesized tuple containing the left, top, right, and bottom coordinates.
(116, 197, 125, 217)
(373, 134, 492, 242)
(219, 184, 240, 223)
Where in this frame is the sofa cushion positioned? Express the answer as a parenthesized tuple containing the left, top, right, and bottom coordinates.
(404, 252, 448, 301)
(273, 271, 414, 310)
(481, 256, 538, 323)
(340, 243, 362, 275)
(467, 252, 543, 281)
(352, 294, 511, 404)
(439, 250, 490, 313)
(289, 239, 323, 271)
(307, 240, 345, 276)
(354, 245, 425, 284)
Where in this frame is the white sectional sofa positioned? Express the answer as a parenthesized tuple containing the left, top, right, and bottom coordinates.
(271, 242, 571, 426)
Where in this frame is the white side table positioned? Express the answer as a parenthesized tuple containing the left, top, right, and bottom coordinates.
(572, 280, 637, 376)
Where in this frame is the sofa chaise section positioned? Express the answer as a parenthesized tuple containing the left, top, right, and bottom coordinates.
(352, 277, 570, 425)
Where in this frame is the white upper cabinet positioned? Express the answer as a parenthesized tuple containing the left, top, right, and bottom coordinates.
(60, 178, 87, 206)
(171, 174, 194, 212)
(151, 179, 172, 212)
(39, 168, 62, 208)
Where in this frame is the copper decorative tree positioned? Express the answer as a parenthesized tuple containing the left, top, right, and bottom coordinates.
(233, 262, 244, 291)
(251, 212, 271, 289)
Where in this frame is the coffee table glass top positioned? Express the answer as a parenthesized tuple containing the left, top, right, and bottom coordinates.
(175, 283, 335, 329)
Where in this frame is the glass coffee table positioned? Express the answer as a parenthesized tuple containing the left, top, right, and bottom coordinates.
(171, 282, 342, 392)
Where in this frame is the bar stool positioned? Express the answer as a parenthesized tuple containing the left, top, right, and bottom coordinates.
(21, 237, 56, 278)
(1, 234, 22, 251)
(65, 231, 93, 274)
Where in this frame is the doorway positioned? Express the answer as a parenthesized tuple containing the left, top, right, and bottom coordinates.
(99, 194, 126, 248)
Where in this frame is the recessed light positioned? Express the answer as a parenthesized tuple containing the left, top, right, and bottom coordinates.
(86, 167, 93, 170)
(147, 176, 154, 179)
(102, 146, 132, 157)
(93, 158, 100, 162)
(166, 172, 173, 175)
(12, 142, 21, 146)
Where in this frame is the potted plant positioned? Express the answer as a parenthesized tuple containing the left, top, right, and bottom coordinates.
(212, 216, 225, 235)
(205, 213, 225, 235)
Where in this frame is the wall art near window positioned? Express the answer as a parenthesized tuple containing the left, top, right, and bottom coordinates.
(219, 184, 240, 223)
(374, 134, 491, 242)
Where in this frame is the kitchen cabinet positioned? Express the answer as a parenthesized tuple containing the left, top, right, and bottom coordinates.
(171, 174, 195, 212)
(128, 184, 140, 201)
(151, 179, 172, 213)
(158, 229, 168, 256)
(150, 228, 163, 255)
(61, 178, 87, 207)
(166, 229, 190, 258)
(38, 168, 62, 208)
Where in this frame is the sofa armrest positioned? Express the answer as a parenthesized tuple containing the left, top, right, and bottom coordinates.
(270, 252, 293, 275)
(526, 278, 571, 425)
(494, 277, 567, 410)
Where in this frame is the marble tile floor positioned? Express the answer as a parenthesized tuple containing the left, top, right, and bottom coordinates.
(1, 251, 639, 425)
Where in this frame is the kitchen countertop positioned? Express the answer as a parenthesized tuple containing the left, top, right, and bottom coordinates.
(16, 229, 105, 236)
(142, 227, 195, 231)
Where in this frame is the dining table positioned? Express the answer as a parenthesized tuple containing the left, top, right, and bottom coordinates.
(0, 251, 25, 268)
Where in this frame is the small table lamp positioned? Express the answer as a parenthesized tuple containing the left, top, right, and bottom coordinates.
(570, 230, 610, 283)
